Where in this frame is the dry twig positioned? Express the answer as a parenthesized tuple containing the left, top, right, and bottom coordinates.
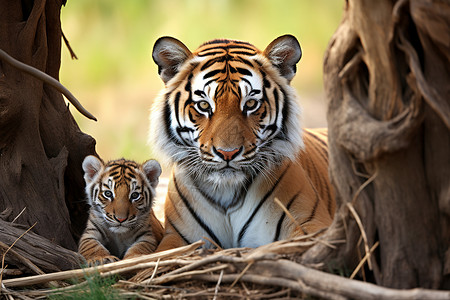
(2, 235, 450, 300)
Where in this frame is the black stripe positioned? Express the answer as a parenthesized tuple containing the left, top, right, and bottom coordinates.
(89, 219, 108, 242)
(302, 135, 331, 209)
(261, 71, 271, 89)
(305, 130, 328, 149)
(200, 57, 222, 71)
(173, 176, 223, 248)
(163, 95, 181, 146)
(167, 216, 191, 245)
(203, 69, 222, 79)
(197, 50, 224, 57)
(174, 91, 182, 128)
(79, 237, 103, 252)
(192, 181, 224, 213)
(191, 179, 244, 212)
(200, 43, 256, 52)
(163, 96, 173, 139)
(305, 151, 332, 217)
(308, 139, 328, 166)
(236, 57, 255, 67)
(133, 229, 149, 242)
(89, 186, 98, 204)
(271, 88, 280, 130)
(237, 164, 290, 246)
(279, 87, 289, 137)
(185, 73, 193, 91)
(144, 190, 151, 203)
(236, 68, 252, 76)
(262, 87, 272, 112)
(109, 171, 119, 177)
(274, 192, 301, 242)
(300, 190, 320, 230)
(304, 152, 320, 191)
(230, 51, 257, 56)
(240, 77, 252, 87)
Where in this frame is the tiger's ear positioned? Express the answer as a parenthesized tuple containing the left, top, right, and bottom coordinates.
(142, 159, 162, 189)
(152, 36, 192, 84)
(263, 35, 302, 82)
(82, 155, 104, 185)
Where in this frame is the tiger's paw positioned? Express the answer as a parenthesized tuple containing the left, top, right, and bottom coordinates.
(123, 244, 157, 259)
(123, 253, 140, 260)
(123, 251, 154, 260)
(86, 255, 119, 267)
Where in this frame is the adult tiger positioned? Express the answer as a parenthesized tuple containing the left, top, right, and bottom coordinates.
(149, 35, 335, 251)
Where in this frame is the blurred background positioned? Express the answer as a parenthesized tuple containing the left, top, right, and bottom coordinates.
(60, 0, 343, 164)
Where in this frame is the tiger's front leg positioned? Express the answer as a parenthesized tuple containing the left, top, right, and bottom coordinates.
(155, 221, 188, 252)
(123, 233, 159, 259)
(78, 237, 119, 266)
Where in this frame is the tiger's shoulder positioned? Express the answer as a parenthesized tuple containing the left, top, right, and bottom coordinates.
(298, 128, 335, 219)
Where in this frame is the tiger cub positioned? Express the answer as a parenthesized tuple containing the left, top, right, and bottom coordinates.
(149, 35, 335, 251)
(78, 156, 164, 265)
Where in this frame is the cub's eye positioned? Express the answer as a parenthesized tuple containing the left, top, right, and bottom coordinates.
(130, 192, 140, 201)
(196, 101, 211, 113)
(103, 190, 113, 199)
(243, 99, 260, 112)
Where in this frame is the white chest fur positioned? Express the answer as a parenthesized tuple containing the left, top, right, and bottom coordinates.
(177, 174, 283, 248)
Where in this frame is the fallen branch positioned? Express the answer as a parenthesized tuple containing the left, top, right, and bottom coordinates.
(2, 235, 449, 299)
(0, 219, 83, 274)
(2, 240, 203, 288)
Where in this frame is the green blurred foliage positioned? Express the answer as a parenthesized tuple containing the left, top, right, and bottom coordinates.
(60, 0, 343, 163)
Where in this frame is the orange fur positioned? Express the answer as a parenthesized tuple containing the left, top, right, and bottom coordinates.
(150, 36, 335, 250)
(79, 157, 164, 265)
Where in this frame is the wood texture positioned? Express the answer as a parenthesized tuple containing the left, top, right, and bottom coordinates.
(0, 219, 83, 273)
(0, 0, 96, 250)
(302, 0, 450, 289)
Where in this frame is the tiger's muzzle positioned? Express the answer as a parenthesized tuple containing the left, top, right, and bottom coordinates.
(212, 146, 243, 162)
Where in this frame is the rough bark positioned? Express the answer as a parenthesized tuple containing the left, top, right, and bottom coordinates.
(0, 218, 83, 273)
(0, 0, 96, 251)
(302, 0, 450, 289)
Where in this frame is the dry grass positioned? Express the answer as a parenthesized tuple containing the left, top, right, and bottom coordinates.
(2, 231, 450, 299)
(1, 233, 327, 299)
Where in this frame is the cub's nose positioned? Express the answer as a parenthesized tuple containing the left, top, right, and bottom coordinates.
(213, 147, 242, 162)
(114, 215, 127, 223)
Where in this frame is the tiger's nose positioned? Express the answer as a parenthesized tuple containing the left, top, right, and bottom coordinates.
(213, 147, 242, 162)
(114, 215, 127, 223)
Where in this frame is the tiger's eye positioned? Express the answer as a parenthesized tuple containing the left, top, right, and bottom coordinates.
(244, 99, 258, 111)
(197, 101, 211, 112)
(130, 192, 140, 201)
(103, 190, 113, 199)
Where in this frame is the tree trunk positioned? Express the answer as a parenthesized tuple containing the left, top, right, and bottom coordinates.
(0, 0, 96, 250)
(302, 0, 450, 289)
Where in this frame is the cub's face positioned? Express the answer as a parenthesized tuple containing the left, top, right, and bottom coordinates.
(150, 36, 303, 187)
(82, 156, 161, 233)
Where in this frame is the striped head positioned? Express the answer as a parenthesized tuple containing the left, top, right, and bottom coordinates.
(149, 35, 303, 187)
(82, 156, 161, 233)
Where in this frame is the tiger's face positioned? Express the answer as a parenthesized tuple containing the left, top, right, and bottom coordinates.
(150, 35, 303, 188)
(82, 156, 161, 233)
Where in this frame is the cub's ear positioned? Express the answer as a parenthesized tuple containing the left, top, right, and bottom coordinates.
(142, 159, 162, 189)
(152, 36, 192, 84)
(82, 155, 104, 185)
(263, 35, 302, 82)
